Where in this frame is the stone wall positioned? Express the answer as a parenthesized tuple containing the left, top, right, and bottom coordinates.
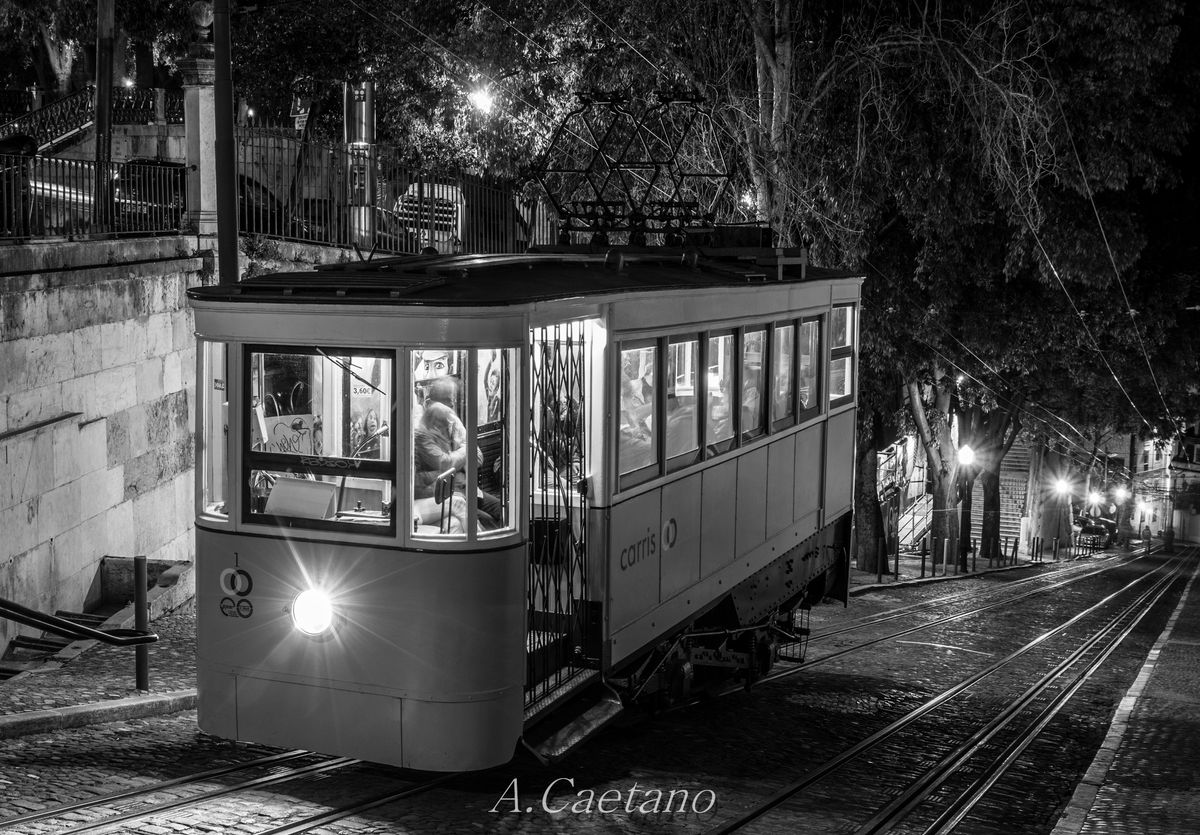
(0, 237, 211, 651)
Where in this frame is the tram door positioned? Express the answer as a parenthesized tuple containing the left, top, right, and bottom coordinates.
(526, 322, 591, 705)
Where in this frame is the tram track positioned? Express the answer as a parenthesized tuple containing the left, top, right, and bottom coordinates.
(0, 746, 460, 835)
(708, 546, 1196, 834)
(771, 550, 1156, 680)
(809, 551, 1138, 641)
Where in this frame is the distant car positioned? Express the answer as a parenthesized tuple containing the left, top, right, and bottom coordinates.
(1075, 514, 1117, 545)
(112, 158, 187, 231)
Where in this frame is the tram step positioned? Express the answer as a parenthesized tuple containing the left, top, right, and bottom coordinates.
(526, 686, 624, 763)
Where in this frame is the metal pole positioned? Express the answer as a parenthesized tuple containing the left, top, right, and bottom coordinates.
(93, 0, 115, 229)
(134, 556, 149, 691)
(921, 535, 927, 579)
(894, 535, 899, 580)
(213, 0, 239, 285)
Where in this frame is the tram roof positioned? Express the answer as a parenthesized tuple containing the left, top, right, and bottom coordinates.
(187, 247, 863, 307)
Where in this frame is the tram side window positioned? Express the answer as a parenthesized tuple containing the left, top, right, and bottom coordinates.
(412, 348, 517, 538)
(666, 337, 699, 467)
(706, 333, 735, 454)
(199, 340, 228, 518)
(246, 348, 394, 530)
(619, 343, 657, 479)
(771, 323, 796, 427)
(829, 305, 855, 406)
(741, 328, 766, 442)
(798, 318, 821, 417)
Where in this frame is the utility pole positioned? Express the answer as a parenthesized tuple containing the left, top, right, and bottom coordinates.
(214, 0, 239, 285)
(93, 0, 115, 228)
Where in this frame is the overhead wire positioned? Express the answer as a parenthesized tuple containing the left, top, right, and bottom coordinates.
(1021, 0, 1177, 432)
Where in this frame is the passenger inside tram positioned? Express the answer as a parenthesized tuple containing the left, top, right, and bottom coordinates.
(411, 371, 505, 534)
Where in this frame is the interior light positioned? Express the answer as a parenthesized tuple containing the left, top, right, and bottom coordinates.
(292, 589, 334, 636)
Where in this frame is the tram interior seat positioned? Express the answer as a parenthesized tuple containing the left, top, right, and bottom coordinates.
(413, 469, 466, 534)
(263, 477, 337, 519)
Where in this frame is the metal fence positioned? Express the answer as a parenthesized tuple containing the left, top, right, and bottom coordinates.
(1, 153, 186, 240)
(233, 127, 557, 255)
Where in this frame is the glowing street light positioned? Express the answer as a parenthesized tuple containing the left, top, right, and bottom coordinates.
(957, 445, 975, 467)
(1054, 479, 1071, 495)
(1088, 491, 1102, 506)
(1114, 486, 1129, 502)
(468, 88, 494, 114)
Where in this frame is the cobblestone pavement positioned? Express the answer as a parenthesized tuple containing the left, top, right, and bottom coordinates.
(0, 544, 1195, 834)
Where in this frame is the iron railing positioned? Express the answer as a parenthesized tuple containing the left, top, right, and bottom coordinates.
(234, 127, 557, 255)
(1, 153, 186, 241)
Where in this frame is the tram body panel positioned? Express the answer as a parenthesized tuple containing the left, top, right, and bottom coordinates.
(194, 527, 525, 771)
(824, 408, 856, 518)
(191, 301, 529, 346)
(607, 280, 853, 334)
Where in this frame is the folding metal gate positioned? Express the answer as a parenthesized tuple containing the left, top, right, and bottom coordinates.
(526, 322, 592, 708)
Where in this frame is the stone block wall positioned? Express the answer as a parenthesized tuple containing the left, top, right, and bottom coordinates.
(0, 237, 211, 651)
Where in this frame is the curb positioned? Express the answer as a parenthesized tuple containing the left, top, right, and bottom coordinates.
(850, 561, 1038, 596)
(0, 688, 198, 739)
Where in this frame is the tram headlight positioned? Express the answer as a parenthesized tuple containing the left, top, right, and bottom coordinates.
(291, 589, 335, 636)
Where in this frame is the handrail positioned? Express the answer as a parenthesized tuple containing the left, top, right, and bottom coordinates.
(0, 597, 157, 646)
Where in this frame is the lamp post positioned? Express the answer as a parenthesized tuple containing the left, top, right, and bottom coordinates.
(958, 445, 975, 570)
(1054, 477, 1072, 557)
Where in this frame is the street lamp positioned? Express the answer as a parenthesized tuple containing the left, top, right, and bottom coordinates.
(957, 445, 976, 568)
(469, 88, 494, 114)
(958, 445, 976, 467)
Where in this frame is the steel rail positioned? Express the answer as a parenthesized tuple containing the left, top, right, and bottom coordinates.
(920, 545, 1200, 835)
(254, 773, 460, 835)
(809, 551, 1136, 640)
(48, 756, 359, 834)
(766, 551, 1152, 681)
(706, 553, 1182, 834)
(850, 552, 1189, 834)
(0, 750, 312, 829)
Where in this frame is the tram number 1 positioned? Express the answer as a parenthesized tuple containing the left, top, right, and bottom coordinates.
(219, 567, 254, 618)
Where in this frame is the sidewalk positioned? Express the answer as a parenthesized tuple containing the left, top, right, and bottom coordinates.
(0, 601, 198, 739)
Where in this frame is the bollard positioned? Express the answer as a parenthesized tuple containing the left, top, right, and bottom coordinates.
(932, 537, 940, 576)
(1012, 537, 1019, 564)
(972, 538, 977, 573)
(134, 555, 149, 692)
(921, 536, 928, 579)
(1052, 536, 1059, 561)
(875, 537, 883, 584)
(943, 538, 952, 576)
(894, 536, 900, 580)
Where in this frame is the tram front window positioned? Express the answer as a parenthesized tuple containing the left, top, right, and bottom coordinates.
(199, 340, 228, 518)
(245, 347, 394, 530)
(412, 347, 517, 538)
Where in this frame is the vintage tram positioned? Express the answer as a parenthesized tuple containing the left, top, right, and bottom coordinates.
(188, 245, 861, 771)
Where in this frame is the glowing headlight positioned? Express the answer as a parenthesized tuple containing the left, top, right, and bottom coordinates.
(291, 589, 334, 636)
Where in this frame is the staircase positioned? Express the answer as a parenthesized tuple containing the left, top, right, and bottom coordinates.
(897, 443, 1031, 554)
(969, 443, 1030, 550)
(0, 609, 108, 681)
